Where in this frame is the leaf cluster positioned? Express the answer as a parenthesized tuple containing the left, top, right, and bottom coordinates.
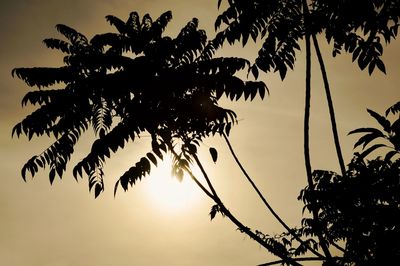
(349, 101, 400, 159)
(298, 102, 400, 265)
(215, 0, 303, 80)
(12, 11, 267, 197)
(312, 0, 400, 74)
(215, 0, 400, 77)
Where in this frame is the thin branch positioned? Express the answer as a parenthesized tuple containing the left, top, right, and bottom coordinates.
(169, 148, 216, 201)
(222, 133, 325, 259)
(258, 257, 326, 266)
(312, 34, 346, 177)
(191, 153, 302, 266)
(331, 242, 346, 253)
(302, 0, 334, 262)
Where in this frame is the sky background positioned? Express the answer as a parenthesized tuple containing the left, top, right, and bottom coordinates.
(1, 1, 399, 265)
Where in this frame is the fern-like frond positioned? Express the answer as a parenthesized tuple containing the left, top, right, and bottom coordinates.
(92, 98, 112, 137)
(12, 67, 75, 88)
(126, 11, 141, 35)
(14, 10, 269, 198)
(55, 24, 88, 46)
(106, 15, 127, 34)
(43, 38, 72, 54)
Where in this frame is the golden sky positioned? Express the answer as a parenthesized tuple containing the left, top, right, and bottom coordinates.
(1, 0, 399, 265)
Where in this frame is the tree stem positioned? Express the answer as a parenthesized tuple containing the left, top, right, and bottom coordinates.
(222, 133, 325, 259)
(311, 35, 346, 177)
(258, 256, 329, 266)
(169, 148, 215, 201)
(191, 153, 302, 266)
(302, 0, 334, 263)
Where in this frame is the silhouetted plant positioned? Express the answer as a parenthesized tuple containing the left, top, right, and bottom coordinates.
(299, 102, 400, 265)
(12, 1, 400, 265)
(214, 0, 399, 178)
(13, 11, 309, 265)
(12, 11, 267, 197)
(348, 101, 400, 160)
(214, 1, 399, 264)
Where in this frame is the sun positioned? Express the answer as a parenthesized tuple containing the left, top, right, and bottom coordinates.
(144, 158, 201, 213)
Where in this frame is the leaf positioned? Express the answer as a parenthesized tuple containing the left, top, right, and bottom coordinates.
(259, 84, 266, 100)
(187, 144, 197, 154)
(348, 127, 383, 135)
(251, 64, 259, 80)
(353, 132, 384, 149)
(210, 204, 219, 220)
(385, 101, 400, 116)
(360, 144, 386, 158)
(368, 60, 375, 75)
(105, 15, 126, 34)
(367, 109, 391, 132)
(225, 122, 232, 136)
(376, 59, 386, 74)
(94, 183, 103, 198)
(49, 168, 56, 185)
(209, 147, 218, 163)
(113, 180, 120, 197)
(352, 46, 361, 62)
(384, 150, 399, 161)
(357, 53, 368, 70)
(278, 64, 287, 80)
(146, 152, 157, 166)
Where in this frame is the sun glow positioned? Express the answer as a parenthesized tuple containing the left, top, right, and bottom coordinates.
(144, 158, 201, 212)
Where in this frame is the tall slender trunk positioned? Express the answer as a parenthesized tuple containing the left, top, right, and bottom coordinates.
(302, 0, 334, 263)
(312, 35, 346, 177)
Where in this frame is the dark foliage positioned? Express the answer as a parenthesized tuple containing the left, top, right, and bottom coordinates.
(12, 11, 267, 197)
(299, 102, 400, 265)
(215, 0, 400, 77)
(312, 0, 400, 74)
(215, 0, 303, 80)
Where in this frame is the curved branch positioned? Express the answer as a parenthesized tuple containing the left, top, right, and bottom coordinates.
(169, 148, 216, 201)
(312, 34, 346, 177)
(331, 242, 346, 253)
(258, 256, 326, 266)
(302, 0, 333, 262)
(191, 153, 302, 266)
(222, 133, 325, 259)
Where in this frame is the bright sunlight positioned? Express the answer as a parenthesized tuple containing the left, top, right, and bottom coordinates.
(144, 158, 201, 213)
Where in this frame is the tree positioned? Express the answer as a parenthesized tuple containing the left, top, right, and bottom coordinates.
(213, 0, 399, 264)
(12, 11, 267, 192)
(12, 1, 400, 265)
(13, 11, 300, 265)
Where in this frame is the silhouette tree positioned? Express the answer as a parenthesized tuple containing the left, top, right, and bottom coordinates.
(12, 1, 400, 265)
(213, 0, 399, 264)
(12, 11, 306, 265)
(12, 11, 268, 194)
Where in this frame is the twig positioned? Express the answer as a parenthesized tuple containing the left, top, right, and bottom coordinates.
(258, 257, 325, 266)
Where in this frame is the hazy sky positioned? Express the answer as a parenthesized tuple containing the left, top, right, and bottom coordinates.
(1, 1, 399, 265)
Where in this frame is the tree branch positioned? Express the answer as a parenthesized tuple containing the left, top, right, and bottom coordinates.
(222, 133, 325, 259)
(169, 147, 216, 201)
(302, 0, 334, 263)
(258, 256, 326, 266)
(312, 34, 346, 177)
(191, 152, 302, 266)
